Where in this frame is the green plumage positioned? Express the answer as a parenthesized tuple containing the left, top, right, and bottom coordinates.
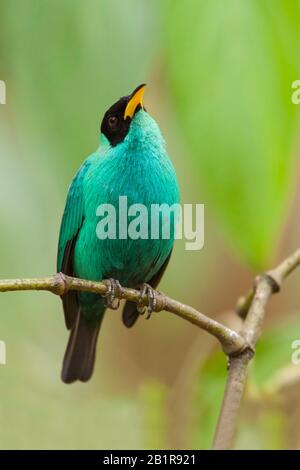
(57, 92, 179, 383)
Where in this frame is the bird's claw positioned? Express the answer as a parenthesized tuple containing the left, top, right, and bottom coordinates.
(137, 283, 157, 320)
(102, 278, 123, 310)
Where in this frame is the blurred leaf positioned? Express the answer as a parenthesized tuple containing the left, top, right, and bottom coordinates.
(165, 0, 300, 267)
(192, 350, 227, 449)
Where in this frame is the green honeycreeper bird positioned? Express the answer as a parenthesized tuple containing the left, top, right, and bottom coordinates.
(57, 84, 180, 383)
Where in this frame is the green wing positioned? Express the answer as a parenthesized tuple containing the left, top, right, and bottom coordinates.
(122, 248, 173, 328)
(57, 160, 90, 328)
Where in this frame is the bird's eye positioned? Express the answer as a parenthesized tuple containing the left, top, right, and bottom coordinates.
(108, 115, 119, 130)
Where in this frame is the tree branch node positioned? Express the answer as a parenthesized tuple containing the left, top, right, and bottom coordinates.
(228, 343, 255, 359)
(261, 272, 280, 294)
(52, 272, 69, 296)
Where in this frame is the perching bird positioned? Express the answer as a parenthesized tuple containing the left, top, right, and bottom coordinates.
(57, 84, 180, 383)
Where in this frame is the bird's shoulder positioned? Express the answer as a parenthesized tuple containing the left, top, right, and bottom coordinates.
(57, 155, 96, 271)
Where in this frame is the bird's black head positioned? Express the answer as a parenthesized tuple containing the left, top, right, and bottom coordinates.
(100, 84, 146, 146)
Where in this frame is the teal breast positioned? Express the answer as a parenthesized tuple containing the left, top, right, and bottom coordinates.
(73, 110, 180, 287)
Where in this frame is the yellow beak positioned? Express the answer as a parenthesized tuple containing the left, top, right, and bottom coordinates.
(124, 84, 146, 120)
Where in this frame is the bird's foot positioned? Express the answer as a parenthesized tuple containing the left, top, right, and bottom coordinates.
(137, 283, 157, 320)
(102, 278, 123, 310)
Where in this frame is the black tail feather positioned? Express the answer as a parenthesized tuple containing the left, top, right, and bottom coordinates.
(61, 311, 101, 384)
(122, 301, 139, 328)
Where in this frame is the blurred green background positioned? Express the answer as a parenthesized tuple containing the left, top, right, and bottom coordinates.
(1, 0, 300, 449)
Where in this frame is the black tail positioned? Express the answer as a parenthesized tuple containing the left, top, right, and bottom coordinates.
(61, 311, 101, 384)
(122, 301, 140, 328)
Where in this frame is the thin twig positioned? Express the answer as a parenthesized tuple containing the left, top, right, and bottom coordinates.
(236, 287, 256, 319)
(0, 272, 245, 356)
(213, 248, 300, 449)
(235, 248, 300, 320)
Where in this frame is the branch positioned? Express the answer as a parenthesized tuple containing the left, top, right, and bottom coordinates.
(0, 272, 245, 356)
(213, 248, 300, 450)
(1, 248, 300, 450)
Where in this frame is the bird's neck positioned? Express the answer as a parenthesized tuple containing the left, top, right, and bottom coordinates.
(124, 110, 166, 156)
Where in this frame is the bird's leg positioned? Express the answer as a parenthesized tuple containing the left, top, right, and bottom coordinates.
(137, 283, 157, 320)
(102, 278, 123, 310)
